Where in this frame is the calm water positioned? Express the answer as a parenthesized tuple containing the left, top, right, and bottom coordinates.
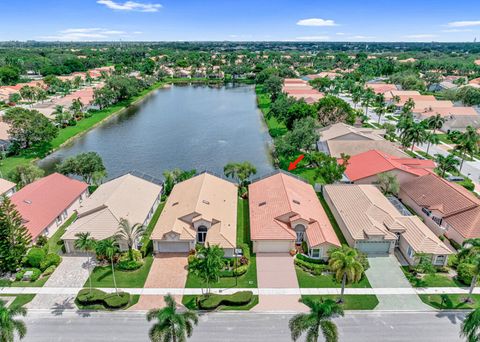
(38, 84, 274, 180)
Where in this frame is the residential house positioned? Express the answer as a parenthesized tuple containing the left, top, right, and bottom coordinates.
(340, 150, 435, 185)
(0, 178, 16, 197)
(249, 171, 341, 258)
(365, 83, 398, 94)
(413, 106, 480, 132)
(151, 172, 237, 257)
(12, 173, 88, 242)
(323, 184, 451, 265)
(317, 123, 407, 158)
(62, 173, 162, 253)
(399, 173, 480, 246)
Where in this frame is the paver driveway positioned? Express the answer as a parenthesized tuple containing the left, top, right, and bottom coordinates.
(27, 255, 92, 311)
(130, 253, 188, 311)
(253, 253, 307, 312)
(365, 255, 432, 311)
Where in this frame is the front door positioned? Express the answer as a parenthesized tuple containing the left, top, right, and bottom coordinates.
(296, 231, 304, 245)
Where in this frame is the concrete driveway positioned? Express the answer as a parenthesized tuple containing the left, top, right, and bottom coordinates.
(27, 255, 92, 311)
(253, 253, 307, 312)
(130, 253, 188, 310)
(365, 255, 431, 311)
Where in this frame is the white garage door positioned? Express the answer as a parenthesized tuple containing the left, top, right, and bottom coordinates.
(156, 241, 190, 253)
(254, 240, 292, 253)
(356, 241, 391, 255)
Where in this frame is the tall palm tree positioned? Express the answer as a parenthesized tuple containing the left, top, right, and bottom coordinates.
(96, 238, 120, 294)
(74, 232, 97, 295)
(188, 244, 224, 294)
(328, 246, 364, 303)
(427, 113, 446, 135)
(461, 307, 480, 342)
(0, 299, 27, 342)
(361, 88, 375, 116)
(147, 294, 199, 342)
(425, 131, 440, 155)
(114, 218, 145, 261)
(458, 238, 480, 261)
(223, 161, 257, 197)
(289, 297, 344, 342)
(465, 256, 480, 303)
(402, 122, 427, 152)
(453, 126, 479, 171)
(435, 154, 459, 178)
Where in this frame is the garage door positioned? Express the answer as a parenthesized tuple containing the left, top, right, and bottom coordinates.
(254, 240, 292, 253)
(156, 241, 190, 253)
(355, 241, 391, 255)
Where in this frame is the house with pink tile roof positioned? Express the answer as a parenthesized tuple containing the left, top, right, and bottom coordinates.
(248, 171, 341, 258)
(11, 173, 88, 242)
(365, 83, 398, 94)
(340, 150, 435, 185)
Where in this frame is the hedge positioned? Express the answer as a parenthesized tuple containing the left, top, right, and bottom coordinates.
(43, 265, 57, 276)
(40, 253, 62, 271)
(295, 258, 328, 275)
(26, 248, 46, 268)
(117, 259, 143, 271)
(76, 288, 131, 309)
(296, 253, 327, 265)
(198, 291, 253, 310)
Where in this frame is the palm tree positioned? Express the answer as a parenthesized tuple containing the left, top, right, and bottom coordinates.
(402, 122, 427, 152)
(114, 218, 145, 261)
(465, 256, 480, 303)
(328, 246, 364, 303)
(188, 244, 224, 294)
(458, 238, 480, 261)
(74, 232, 97, 295)
(461, 307, 480, 342)
(351, 88, 362, 109)
(424, 131, 440, 156)
(289, 297, 344, 342)
(223, 161, 257, 197)
(96, 238, 120, 294)
(427, 113, 446, 135)
(0, 299, 27, 342)
(435, 154, 459, 177)
(147, 294, 198, 342)
(361, 88, 375, 116)
(453, 126, 479, 171)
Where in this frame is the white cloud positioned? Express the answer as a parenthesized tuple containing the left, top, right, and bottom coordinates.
(447, 20, 480, 27)
(442, 28, 473, 32)
(404, 34, 437, 39)
(296, 18, 337, 27)
(349, 35, 375, 39)
(39, 28, 131, 41)
(295, 36, 331, 41)
(97, 0, 162, 12)
(336, 32, 346, 35)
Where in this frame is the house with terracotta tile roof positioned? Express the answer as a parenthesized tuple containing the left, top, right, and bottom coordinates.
(317, 123, 407, 158)
(151, 172, 237, 256)
(365, 83, 398, 94)
(282, 78, 324, 103)
(249, 171, 340, 257)
(62, 173, 162, 253)
(323, 184, 451, 264)
(11, 173, 88, 242)
(341, 150, 435, 184)
(413, 106, 480, 132)
(399, 173, 480, 245)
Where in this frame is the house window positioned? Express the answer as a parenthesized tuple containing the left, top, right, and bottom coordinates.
(434, 255, 446, 266)
(197, 225, 208, 244)
(422, 208, 431, 217)
(407, 246, 414, 258)
(56, 215, 62, 225)
(309, 249, 321, 259)
(62, 210, 68, 219)
(432, 216, 442, 226)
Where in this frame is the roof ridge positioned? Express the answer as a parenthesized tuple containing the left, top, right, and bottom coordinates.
(434, 174, 480, 207)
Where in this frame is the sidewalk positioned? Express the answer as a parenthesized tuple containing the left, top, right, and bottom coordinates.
(2, 287, 479, 296)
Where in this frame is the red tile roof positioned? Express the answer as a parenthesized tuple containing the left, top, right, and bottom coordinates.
(248, 172, 340, 248)
(11, 173, 88, 239)
(341, 150, 435, 182)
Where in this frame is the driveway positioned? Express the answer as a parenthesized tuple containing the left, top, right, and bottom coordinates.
(253, 253, 307, 312)
(365, 255, 431, 311)
(130, 253, 188, 310)
(27, 255, 92, 311)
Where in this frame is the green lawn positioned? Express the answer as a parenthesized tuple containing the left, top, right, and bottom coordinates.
(436, 134, 453, 145)
(255, 85, 288, 138)
(182, 295, 259, 311)
(296, 266, 371, 288)
(301, 295, 379, 310)
(317, 194, 348, 245)
(0, 81, 166, 176)
(10, 275, 51, 288)
(401, 267, 464, 287)
(86, 255, 154, 288)
(0, 294, 36, 309)
(185, 197, 258, 289)
(419, 294, 480, 310)
(48, 213, 77, 254)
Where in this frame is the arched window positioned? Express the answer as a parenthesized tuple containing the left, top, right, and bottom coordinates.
(197, 225, 208, 244)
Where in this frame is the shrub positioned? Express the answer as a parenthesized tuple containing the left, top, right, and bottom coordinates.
(219, 269, 234, 277)
(76, 288, 107, 305)
(18, 268, 42, 282)
(457, 263, 477, 285)
(103, 292, 130, 309)
(43, 265, 57, 276)
(15, 270, 25, 281)
(187, 254, 196, 264)
(301, 241, 308, 255)
(117, 259, 143, 271)
(36, 235, 48, 247)
(448, 238, 462, 251)
(295, 258, 327, 275)
(239, 256, 249, 265)
(40, 253, 62, 271)
(238, 243, 250, 260)
(26, 248, 46, 268)
(233, 265, 248, 276)
(296, 253, 327, 265)
(198, 291, 253, 310)
(120, 249, 142, 262)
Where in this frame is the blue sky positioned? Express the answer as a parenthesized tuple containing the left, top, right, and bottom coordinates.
(1, 0, 480, 42)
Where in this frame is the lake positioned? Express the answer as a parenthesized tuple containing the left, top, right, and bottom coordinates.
(38, 83, 274, 180)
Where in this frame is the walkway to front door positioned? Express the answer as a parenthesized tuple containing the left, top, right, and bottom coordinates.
(253, 253, 307, 312)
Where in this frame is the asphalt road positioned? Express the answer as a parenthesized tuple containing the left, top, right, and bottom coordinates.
(21, 310, 466, 342)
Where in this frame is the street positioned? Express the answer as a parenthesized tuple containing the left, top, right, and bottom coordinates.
(22, 310, 466, 342)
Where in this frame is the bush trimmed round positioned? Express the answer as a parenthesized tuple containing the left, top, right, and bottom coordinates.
(40, 253, 62, 271)
(104, 292, 130, 308)
(117, 259, 143, 271)
(26, 248, 46, 268)
(198, 291, 253, 310)
(76, 288, 107, 305)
